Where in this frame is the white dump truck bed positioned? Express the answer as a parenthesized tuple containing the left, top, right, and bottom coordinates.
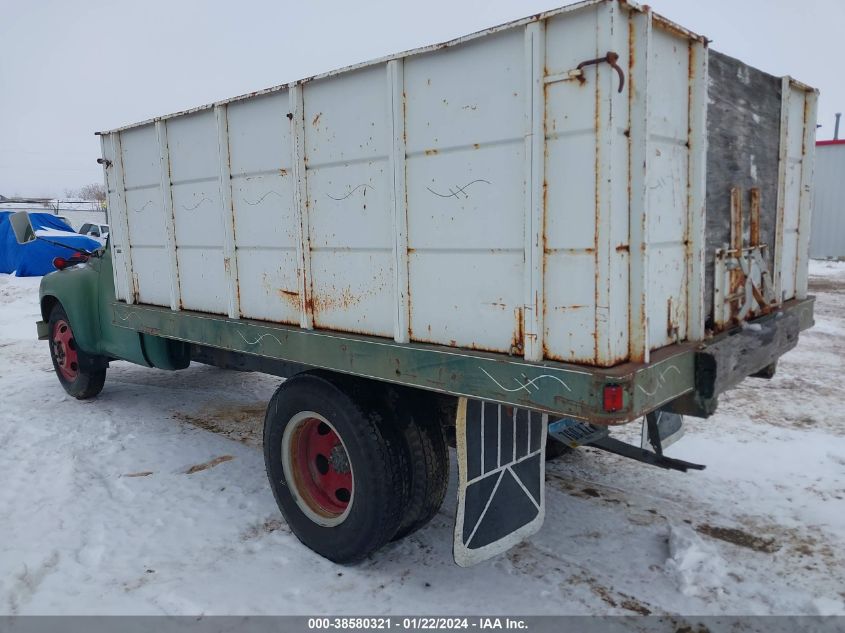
(99, 0, 817, 368)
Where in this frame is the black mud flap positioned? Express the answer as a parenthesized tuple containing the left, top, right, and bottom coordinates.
(454, 398, 547, 567)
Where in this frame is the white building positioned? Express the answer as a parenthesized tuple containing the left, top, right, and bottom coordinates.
(811, 140, 845, 259)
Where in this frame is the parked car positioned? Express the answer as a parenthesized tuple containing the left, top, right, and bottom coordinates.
(0, 212, 101, 276)
(79, 223, 109, 243)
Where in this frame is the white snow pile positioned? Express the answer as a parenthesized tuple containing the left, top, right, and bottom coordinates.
(665, 524, 726, 598)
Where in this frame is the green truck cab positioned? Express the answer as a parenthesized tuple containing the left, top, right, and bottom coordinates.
(37, 243, 189, 394)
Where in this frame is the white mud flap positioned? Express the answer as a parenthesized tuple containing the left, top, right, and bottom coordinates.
(641, 410, 685, 453)
(453, 398, 547, 567)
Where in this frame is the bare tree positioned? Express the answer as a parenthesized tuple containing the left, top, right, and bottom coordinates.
(76, 183, 106, 204)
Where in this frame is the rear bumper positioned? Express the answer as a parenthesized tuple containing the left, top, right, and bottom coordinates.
(666, 296, 815, 418)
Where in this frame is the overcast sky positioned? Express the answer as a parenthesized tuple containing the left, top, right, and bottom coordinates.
(1, 0, 841, 198)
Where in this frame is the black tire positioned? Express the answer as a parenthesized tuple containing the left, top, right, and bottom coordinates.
(545, 436, 573, 461)
(382, 387, 449, 541)
(47, 303, 106, 399)
(263, 372, 407, 563)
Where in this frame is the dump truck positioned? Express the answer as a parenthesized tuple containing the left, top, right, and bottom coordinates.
(13, 0, 817, 566)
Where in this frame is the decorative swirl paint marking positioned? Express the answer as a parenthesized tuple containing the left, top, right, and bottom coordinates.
(426, 179, 491, 200)
(479, 367, 571, 395)
(181, 197, 211, 211)
(237, 329, 285, 347)
(327, 184, 374, 201)
(636, 365, 682, 397)
(242, 190, 283, 206)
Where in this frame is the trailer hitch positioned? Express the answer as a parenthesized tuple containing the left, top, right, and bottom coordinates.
(548, 416, 705, 473)
(576, 51, 625, 93)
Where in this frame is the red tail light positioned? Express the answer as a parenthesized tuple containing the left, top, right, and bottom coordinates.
(52, 252, 89, 270)
(603, 384, 624, 413)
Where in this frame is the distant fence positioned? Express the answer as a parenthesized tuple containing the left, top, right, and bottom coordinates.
(56, 208, 109, 231)
(0, 201, 107, 231)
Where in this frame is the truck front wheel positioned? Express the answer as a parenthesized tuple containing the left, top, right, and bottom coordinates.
(48, 303, 106, 399)
(263, 372, 407, 563)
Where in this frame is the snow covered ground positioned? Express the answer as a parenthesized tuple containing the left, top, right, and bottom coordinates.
(0, 262, 843, 616)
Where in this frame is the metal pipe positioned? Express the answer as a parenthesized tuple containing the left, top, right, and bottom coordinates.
(835, 112, 841, 140)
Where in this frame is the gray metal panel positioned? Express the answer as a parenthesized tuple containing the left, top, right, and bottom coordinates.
(705, 51, 782, 323)
(811, 144, 845, 259)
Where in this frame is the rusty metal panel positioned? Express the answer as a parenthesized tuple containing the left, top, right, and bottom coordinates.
(542, 5, 600, 364)
(289, 85, 314, 330)
(627, 7, 653, 363)
(686, 39, 708, 342)
(404, 29, 525, 353)
(644, 24, 690, 350)
(154, 121, 182, 312)
(214, 105, 241, 320)
(522, 21, 546, 363)
(705, 53, 782, 326)
(794, 90, 817, 299)
(776, 83, 814, 302)
(603, 1, 631, 366)
(387, 60, 410, 344)
(100, 133, 132, 303)
(226, 90, 300, 325)
(303, 65, 394, 338)
(120, 125, 171, 307)
(166, 110, 228, 315)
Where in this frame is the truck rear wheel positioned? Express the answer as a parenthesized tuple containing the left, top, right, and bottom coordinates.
(263, 372, 406, 563)
(48, 303, 106, 399)
(382, 387, 449, 540)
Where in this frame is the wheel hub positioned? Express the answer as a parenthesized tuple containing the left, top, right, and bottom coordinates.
(283, 413, 354, 526)
(52, 319, 79, 381)
(329, 442, 351, 474)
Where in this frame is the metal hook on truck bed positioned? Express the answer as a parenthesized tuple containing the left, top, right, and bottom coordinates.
(577, 51, 625, 93)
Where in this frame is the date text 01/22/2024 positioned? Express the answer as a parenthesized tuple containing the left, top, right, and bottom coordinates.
(307, 617, 528, 630)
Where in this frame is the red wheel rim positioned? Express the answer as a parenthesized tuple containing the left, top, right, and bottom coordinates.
(286, 416, 353, 522)
(52, 319, 79, 381)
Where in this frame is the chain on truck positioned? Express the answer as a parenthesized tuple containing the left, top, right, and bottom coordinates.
(11, 0, 817, 566)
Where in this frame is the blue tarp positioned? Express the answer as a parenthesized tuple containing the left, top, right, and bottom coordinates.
(0, 211, 102, 277)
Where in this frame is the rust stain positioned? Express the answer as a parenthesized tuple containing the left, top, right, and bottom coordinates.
(749, 187, 761, 246)
(312, 288, 361, 313)
(729, 187, 744, 312)
(553, 304, 587, 311)
(666, 298, 678, 338)
(511, 307, 524, 356)
(615, 244, 630, 253)
(311, 112, 322, 127)
(279, 168, 289, 176)
(593, 23, 601, 365)
(277, 288, 300, 312)
(424, 148, 438, 156)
